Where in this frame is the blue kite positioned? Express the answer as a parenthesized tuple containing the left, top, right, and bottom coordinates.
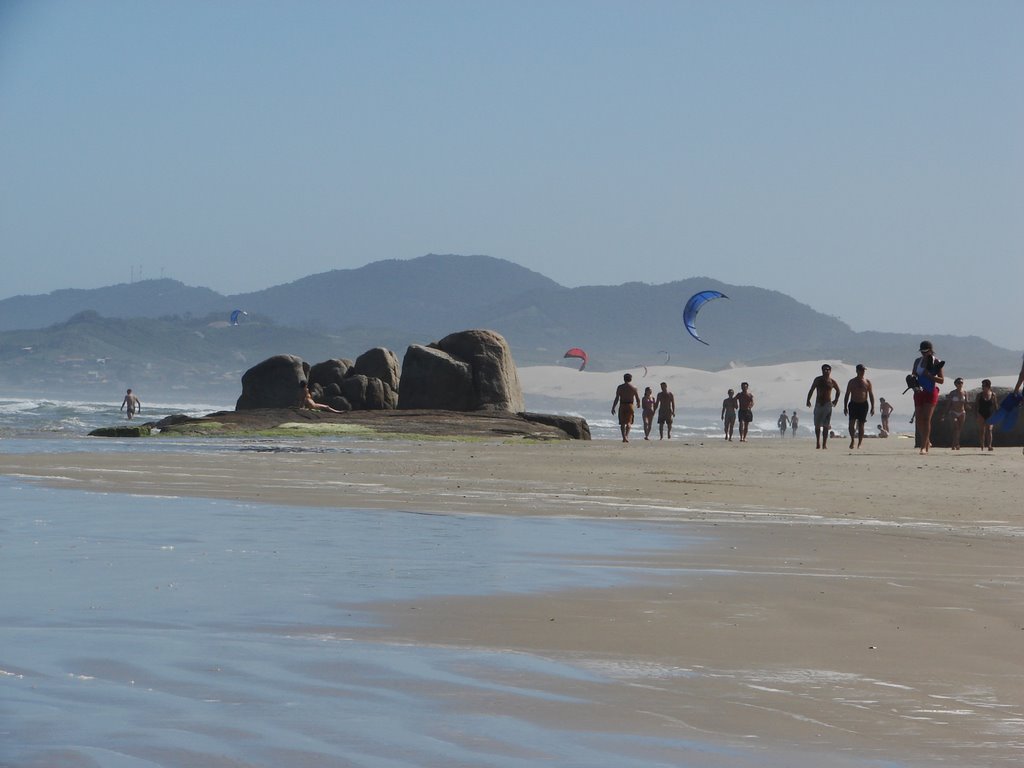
(682, 290, 728, 345)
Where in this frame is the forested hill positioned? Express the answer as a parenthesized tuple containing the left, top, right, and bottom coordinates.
(0, 255, 1015, 393)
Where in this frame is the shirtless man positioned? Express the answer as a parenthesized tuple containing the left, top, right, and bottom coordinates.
(735, 382, 754, 442)
(777, 410, 789, 437)
(611, 373, 641, 443)
(805, 364, 841, 449)
(843, 364, 875, 449)
(120, 388, 141, 420)
(721, 389, 737, 441)
(654, 382, 675, 440)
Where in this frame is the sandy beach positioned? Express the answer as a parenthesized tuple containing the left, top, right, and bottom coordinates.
(3, 433, 1023, 766)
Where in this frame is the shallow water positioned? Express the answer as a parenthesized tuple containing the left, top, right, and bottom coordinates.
(0, 480, 901, 768)
(0, 396, 799, 444)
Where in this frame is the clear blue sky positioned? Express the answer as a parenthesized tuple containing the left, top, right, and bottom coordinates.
(2, 1, 1022, 348)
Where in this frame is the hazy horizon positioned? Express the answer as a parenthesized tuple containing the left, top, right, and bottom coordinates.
(2, 2, 1021, 348)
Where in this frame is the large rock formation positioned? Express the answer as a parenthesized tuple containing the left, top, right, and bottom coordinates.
(235, 331, 550, 429)
(398, 329, 525, 412)
(236, 354, 309, 410)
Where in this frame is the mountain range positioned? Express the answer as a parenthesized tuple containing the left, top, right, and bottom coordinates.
(0, 254, 1015, 398)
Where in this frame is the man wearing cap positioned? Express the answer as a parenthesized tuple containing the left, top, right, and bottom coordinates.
(843, 364, 875, 449)
(806, 364, 841, 449)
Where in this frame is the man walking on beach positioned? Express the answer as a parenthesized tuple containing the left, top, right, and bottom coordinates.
(806, 364, 841, 449)
(736, 382, 754, 442)
(777, 410, 789, 437)
(120, 388, 141, 420)
(843, 364, 875, 449)
(790, 411, 799, 435)
(721, 389, 737, 441)
(612, 373, 641, 443)
(654, 381, 675, 439)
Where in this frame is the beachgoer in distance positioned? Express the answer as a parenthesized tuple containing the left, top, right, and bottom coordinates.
(777, 410, 789, 437)
(641, 386, 656, 440)
(612, 373, 641, 443)
(877, 424, 889, 437)
(879, 397, 894, 435)
(655, 381, 675, 440)
(911, 340, 945, 455)
(721, 389, 737, 441)
(299, 381, 344, 414)
(120, 388, 141, 420)
(790, 410, 799, 435)
(806, 364, 841, 449)
(946, 377, 967, 451)
(976, 378, 997, 452)
(843, 364, 875, 449)
(735, 382, 754, 442)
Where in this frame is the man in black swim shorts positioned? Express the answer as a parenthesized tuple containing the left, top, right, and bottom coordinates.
(843, 364, 875, 449)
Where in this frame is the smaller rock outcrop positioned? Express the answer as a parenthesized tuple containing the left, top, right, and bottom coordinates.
(520, 412, 591, 440)
(89, 425, 152, 437)
(307, 358, 355, 411)
(349, 348, 400, 409)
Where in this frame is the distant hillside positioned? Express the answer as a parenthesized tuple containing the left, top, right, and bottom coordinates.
(230, 253, 561, 334)
(0, 279, 227, 330)
(0, 254, 1017, 399)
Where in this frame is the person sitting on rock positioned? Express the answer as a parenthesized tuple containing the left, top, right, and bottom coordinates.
(299, 382, 343, 413)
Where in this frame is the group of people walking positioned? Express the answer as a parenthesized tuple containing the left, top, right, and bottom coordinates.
(912, 339, 1024, 454)
(804, 362, 880, 450)
(611, 339, 1024, 451)
(612, 374, 677, 442)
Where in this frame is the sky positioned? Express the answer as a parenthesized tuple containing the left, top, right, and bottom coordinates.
(1, 1, 1022, 348)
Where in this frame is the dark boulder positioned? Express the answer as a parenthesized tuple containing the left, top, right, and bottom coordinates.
(434, 329, 525, 412)
(352, 348, 400, 391)
(398, 344, 475, 410)
(520, 412, 591, 440)
(309, 358, 353, 391)
(342, 374, 390, 410)
(399, 329, 524, 412)
(236, 355, 309, 410)
(89, 425, 152, 437)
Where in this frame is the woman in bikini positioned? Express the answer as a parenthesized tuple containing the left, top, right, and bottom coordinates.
(641, 386, 656, 440)
(975, 379, 998, 452)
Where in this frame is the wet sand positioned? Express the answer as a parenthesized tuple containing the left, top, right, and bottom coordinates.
(3, 436, 1023, 765)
